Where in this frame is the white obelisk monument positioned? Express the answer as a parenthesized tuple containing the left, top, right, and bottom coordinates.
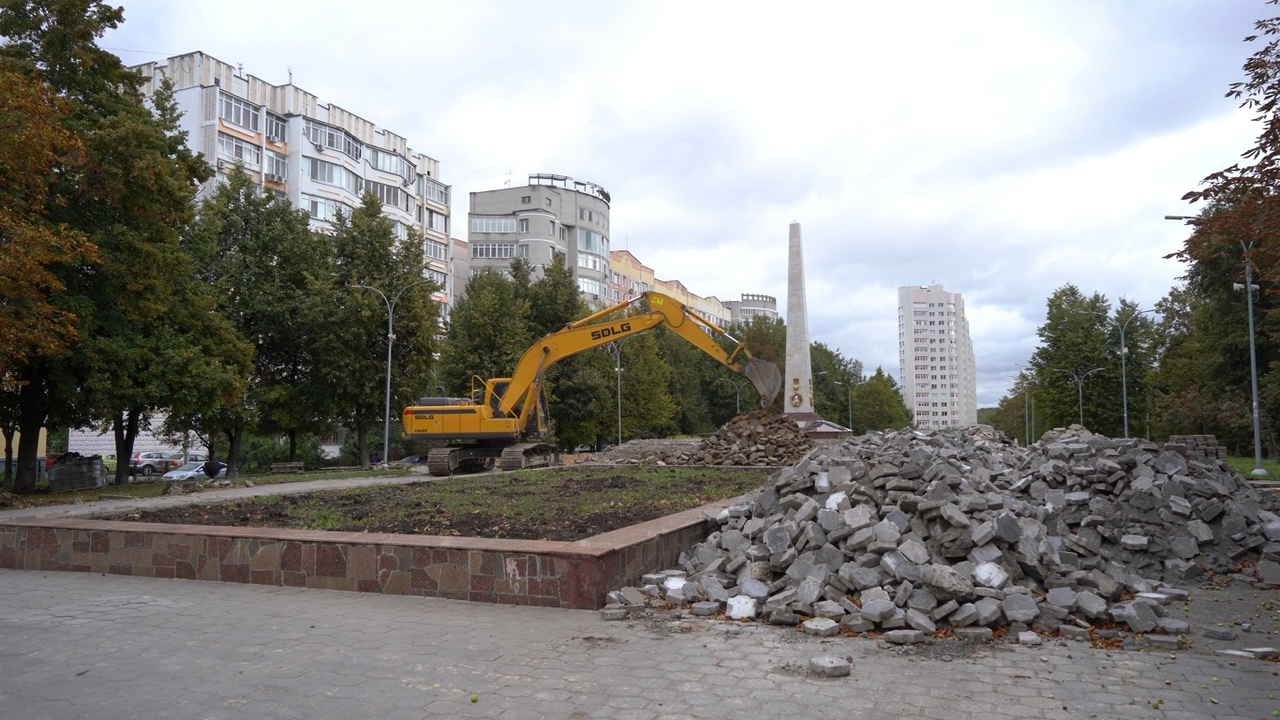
(783, 222, 820, 427)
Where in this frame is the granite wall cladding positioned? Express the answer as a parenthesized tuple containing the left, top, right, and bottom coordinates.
(0, 501, 732, 610)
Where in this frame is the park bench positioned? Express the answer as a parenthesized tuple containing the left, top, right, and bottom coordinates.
(269, 461, 305, 474)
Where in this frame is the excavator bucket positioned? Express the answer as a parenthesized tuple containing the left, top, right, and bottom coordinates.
(740, 358, 783, 409)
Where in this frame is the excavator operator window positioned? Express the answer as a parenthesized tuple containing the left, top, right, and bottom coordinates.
(489, 380, 508, 418)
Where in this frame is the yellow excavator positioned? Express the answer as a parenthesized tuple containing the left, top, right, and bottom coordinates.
(404, 290, 783, 476)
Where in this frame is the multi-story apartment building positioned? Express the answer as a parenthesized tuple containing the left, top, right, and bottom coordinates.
(128, 51, 454, 314)
(897, 284, 978, 429)
(724, 294, 780, 324)
(468, 173, 612, 305)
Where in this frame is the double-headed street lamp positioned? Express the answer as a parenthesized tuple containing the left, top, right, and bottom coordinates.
(1166, 215, 1268, 477)
(354, 280, 434, 468)
(1053, 367, 1102, 427)
(1118, 308, 1157, 439)
(832, 380, 853, 431)
(716, 376, 749, 415)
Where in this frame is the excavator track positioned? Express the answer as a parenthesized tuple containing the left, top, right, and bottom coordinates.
(426, 447, 460, 476)
(427, 446, 499, 477)
(499, 443, 559, 472)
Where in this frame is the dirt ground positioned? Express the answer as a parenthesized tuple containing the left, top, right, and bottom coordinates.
(113, 464, 770, 542)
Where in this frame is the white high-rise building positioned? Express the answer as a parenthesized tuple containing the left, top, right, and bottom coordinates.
(897, 284, 977, 429)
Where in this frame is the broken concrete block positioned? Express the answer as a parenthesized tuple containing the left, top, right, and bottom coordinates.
(860, 599, 896, 623)
(809, 656, 851, 678)
(883, 629, 926, 644)
(922, 564, 974, 601)
(1002, 593, 1039, 623)
(726, 595, 758, 620)
(802, 617, 840, 637)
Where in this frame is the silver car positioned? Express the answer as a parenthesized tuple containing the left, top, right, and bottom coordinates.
(162, 461, 227, 481)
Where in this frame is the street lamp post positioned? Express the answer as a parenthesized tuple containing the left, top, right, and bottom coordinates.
(1053, 367, 1102, 427)
(1118, 308, 1157, 439)
(354, 280, 433, 468)
(832, 380, 853, 430)
(1166, 215, 1268, 477)
(716, 376, 748, 415)
(608, 342, 624, 445)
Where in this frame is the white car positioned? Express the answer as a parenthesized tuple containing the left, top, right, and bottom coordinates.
(162, 461, 227, 481)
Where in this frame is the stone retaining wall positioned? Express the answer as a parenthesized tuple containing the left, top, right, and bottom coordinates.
(0, 500, 733, 610)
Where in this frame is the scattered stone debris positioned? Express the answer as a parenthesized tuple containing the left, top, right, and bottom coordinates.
(605, 422, 1280, 654)
(641, 410, 814, 467)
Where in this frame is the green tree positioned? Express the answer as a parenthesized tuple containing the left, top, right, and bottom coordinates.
(176, 166, 333, 473)
(854, 367, 910, 432)
(616, 332, 678, 440)
(520, 256, 611, 448)
(1026, 286, 1115, 433)
(1, 1, 217, 490)
(439, 268, 531, 397)
(324, 194, 439, 467)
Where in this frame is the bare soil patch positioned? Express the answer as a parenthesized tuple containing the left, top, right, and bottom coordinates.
(110, 466, 770, 542)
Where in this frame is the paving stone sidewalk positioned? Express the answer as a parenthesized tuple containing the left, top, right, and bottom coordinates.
(0, 473, 426, 522)
(0, 569, 1276, 720)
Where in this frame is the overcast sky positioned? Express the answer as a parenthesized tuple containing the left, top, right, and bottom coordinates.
(102, 1, 1267, 407)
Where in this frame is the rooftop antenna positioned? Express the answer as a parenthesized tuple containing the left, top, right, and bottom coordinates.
(237, 62, 243, 77)
(504, 170, 512, 188)
(287, 65, 293, 84)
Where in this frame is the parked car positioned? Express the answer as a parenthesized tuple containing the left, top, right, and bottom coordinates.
(162, 461, 226, 481)
(101, 454, 117, 473)
(130, 451, 180, 477)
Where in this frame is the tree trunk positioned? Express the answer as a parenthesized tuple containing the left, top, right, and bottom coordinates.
(112, 409, 142, 486)
(288, 430, 297, 461)
(225, 427, 242, 477)
(14, 365, 49, 493)
(2, 426, 13, 488)
(356, 425, 369, 469)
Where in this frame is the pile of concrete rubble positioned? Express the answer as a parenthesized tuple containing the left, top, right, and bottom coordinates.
(606, 423, 1280, 644)
(651, 410, 814, 467)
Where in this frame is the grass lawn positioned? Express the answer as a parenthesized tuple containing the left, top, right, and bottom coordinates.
(1226, 455, 1280, 480)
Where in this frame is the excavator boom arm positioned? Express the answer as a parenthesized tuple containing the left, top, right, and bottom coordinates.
(497, 291, 781, 423)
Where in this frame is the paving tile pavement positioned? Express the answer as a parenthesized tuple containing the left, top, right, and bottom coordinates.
(1, 570, 1276, 719)
(0, 473, 427, 522)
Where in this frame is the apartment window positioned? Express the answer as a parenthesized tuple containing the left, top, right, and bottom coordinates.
(422, 177, 449, 205)
(471, 243, 515, 259)
(219, 93, 259, 131)
(471, 216, 516, 233)
(303, 119, 363, 161)
(368, 180, 410, 212)
(521, 195, 531, 204)
(549, 220, 556, 234)
(559, 227, 567, 241)
(217, 132, 262, 168)
(265, 150, 287, 181)
(518, 244, 529, 258)
(578, 277, 604, 296)
(265, 113, 286, 141)
(545, 198, 552, 206)
(368, 148, 415, 184)
(303, 194, 352, 223)
(577, 228, 608, 254)
(424, 268, 447, 286)
(519, 218, 529, 233)
(428, 210, 448, 234)
(425, 239, 448, 261)
(304, 157, 362, 195)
